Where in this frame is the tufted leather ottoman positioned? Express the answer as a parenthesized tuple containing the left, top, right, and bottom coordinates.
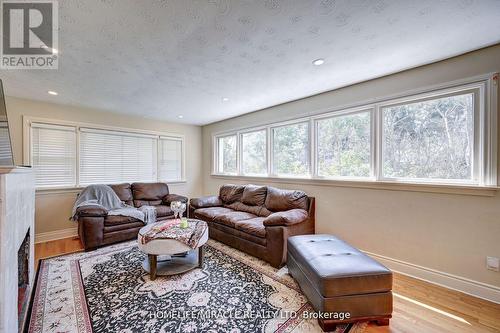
(287, 234, 393, 331)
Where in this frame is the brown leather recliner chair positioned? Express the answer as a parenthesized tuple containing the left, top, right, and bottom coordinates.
(76, 182, 187, 251)
(189, 184, 315, 267)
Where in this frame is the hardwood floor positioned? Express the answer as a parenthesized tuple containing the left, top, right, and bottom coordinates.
(35, 238, 500, 333)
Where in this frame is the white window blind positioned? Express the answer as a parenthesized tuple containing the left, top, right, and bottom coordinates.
(0, 122, 13, 165)
(31, 123, 76, 188)
(79, 128, 157, 185)
(159, 137, 183, 181)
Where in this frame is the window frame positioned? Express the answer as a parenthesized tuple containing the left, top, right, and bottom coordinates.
(23, 116, 186, 190)
(240, 127, 268, 176)
(270, 120, 311, 178)
(377, 85, 482, 185)
(211, 73, 498, 191)
(158, 136, 185, 183)
(313, 107, 374, 181)
(215, 133, 238, 175)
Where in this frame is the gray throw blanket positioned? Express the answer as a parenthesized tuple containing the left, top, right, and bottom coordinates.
(72, 184, 145, 222)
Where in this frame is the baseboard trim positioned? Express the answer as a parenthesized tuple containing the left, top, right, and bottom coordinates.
(364, 250, 500, 304)
(35, 227, 78, 244)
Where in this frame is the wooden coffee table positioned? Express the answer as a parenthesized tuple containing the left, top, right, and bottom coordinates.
(137, 220, 208, 280)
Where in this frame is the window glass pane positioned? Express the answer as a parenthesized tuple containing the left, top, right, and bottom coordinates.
(159, 138, 182, 181)
(217, 135, 237, 173)
(272, 122, 309, 176)
(79, 130, 157, 185)
(317, 112, 371, 177)
(383, 93, 474, 181)
(242, 130, 267, 175)
(32, 124, 76, 188)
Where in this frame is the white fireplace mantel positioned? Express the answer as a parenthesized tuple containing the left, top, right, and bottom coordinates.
(0, 167, 35, 333)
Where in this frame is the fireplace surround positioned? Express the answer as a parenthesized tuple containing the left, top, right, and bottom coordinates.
(17, 230, 30, 329)
(0, 167, 35, 333)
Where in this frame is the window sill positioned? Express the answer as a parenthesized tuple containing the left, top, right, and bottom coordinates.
(210, 174, 498, 197)
(35, 180, 188, 195)
(36, 187, 83, 195)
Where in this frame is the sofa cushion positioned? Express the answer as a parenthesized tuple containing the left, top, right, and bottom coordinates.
(191, 195, 223, 209)
(235, 217, 266, 238)
(105, 215, 141, 226)
(215, 211, 257, 228)
(241, 185, 267, 206)
(154, 205, 174, 218)
(134, 199, 162, 208)
(258, 206, 272, 217)
(210, 222, 267, 246)
(132, 182, 169, 201)
(194, 207, 234, 221)
(226, 201, 262, 216)
(109, 183, 133, 205)
(104, 221, 144, 233)
(219, 184, 244, 204)
(163, 194, 188, 205)
(76, 205, 107, 217)
(263, 209, 308, 227)
(265, 186, 308, 211)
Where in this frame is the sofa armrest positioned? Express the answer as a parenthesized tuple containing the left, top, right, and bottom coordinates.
(76, 205, 108, 217)
(263, 209, 308, 227)
(163, 193, 188, 205)
(190, 195, 223, 209)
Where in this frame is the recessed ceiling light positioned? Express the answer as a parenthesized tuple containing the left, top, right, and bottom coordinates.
(48, 91, 58, 95)
(312, 58, 325, 66)
(177, 115, 183, 119)
(222, 97, 229, 102)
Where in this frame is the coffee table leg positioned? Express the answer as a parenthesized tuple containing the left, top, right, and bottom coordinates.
(198, 246, 204, 268)
(149, 254, 157, 280)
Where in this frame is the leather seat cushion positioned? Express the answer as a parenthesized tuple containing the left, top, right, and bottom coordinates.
(194, 207, 234, 221)
(105, 215, 142, 226)
(235, 217, 266, 238)
(288, 234, 392, 297)
(154, 205, 173, 217)
(226, 201, 262, 216)
(214, 211, 257, 228)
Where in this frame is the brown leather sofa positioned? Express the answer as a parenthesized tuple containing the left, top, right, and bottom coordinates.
(76, 182, 187, 251)
(189, 184, 315, 267)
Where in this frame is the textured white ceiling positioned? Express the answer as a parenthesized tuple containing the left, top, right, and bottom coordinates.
(1, 0, 500, 125)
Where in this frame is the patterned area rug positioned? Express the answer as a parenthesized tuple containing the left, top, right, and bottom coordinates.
(28, 240, 367, 333)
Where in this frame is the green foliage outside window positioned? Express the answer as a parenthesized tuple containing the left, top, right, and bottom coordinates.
(273, 123, 309, 176)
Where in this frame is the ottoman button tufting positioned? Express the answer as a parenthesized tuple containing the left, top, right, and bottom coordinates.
(287, 234, 393, 332)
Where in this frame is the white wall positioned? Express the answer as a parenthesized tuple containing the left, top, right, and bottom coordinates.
(5, 97, 203, 237)
(202, 45, 500, 302)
